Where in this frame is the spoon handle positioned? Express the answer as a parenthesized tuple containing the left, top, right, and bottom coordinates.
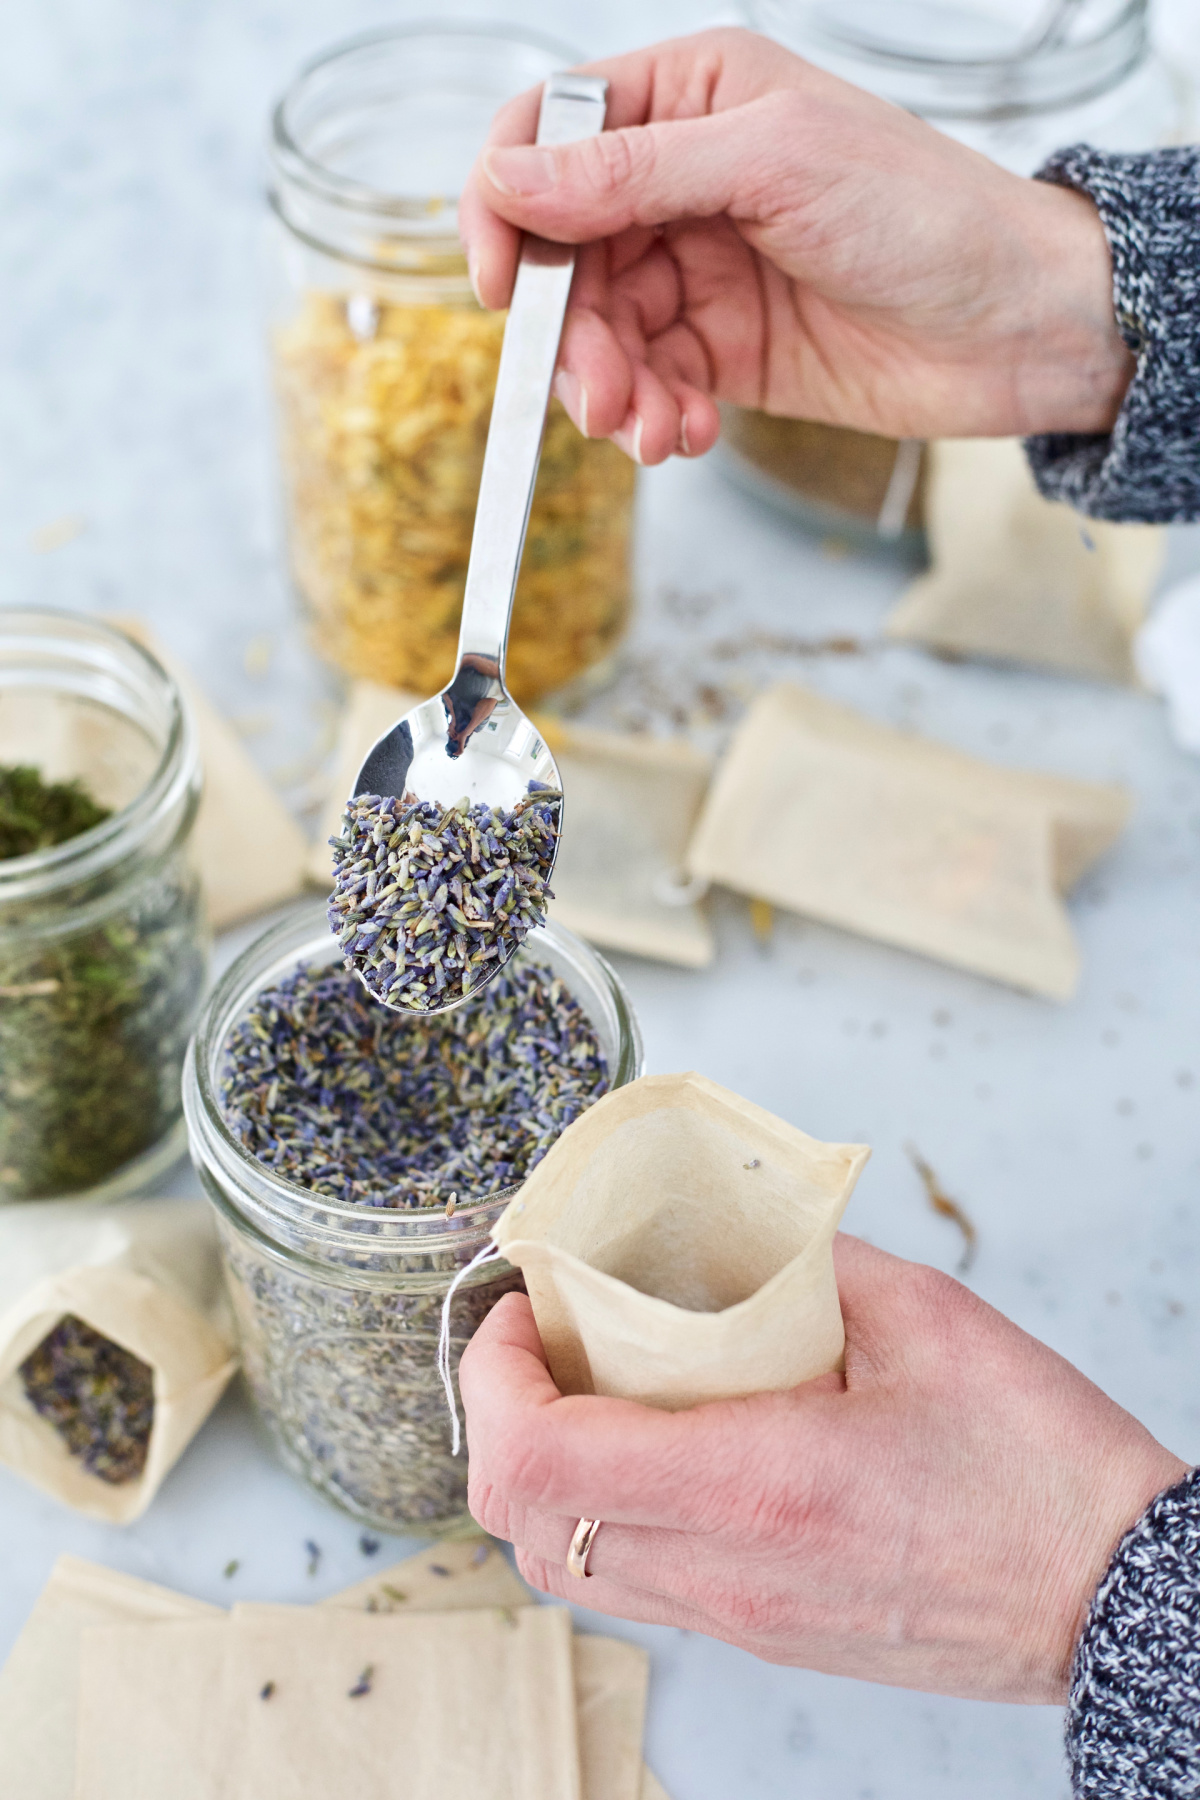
(454, 72, 608, 684)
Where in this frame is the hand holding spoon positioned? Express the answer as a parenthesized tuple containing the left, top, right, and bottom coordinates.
(330, 72, 608, 1015)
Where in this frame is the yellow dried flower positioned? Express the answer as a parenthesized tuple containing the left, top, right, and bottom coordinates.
(274, 294, 636, 702)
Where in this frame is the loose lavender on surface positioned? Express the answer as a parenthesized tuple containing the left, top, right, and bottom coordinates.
(219, 956, 607, 1208)
(327, 787, 561, 1011)
(19, 1314, 154, 1485)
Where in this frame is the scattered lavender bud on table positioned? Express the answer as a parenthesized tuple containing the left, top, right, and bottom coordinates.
(359, 1534, 381, 1557)
(260, 1682, 276, 1701)
(305, 1539, 322, 1576)
(327, 787, 561, 1012)
(18, 1315, 154, 1485)
(348, 1665, 374, 1698)
(224, 1560, 241, 1579)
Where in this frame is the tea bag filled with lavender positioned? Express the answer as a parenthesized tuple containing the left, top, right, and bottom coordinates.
(0, 1199, 235, 1522)
(491, 1072, 868, 1409)
(686, 683, 1129, 1000)
(885, 438, 1165, 683)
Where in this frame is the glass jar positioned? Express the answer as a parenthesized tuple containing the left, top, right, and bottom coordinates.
(267, 25, 638, 707)
(0, 609, 207, 1202)
(724, 0, 1187, 541)
(183, 902, 643, 1536)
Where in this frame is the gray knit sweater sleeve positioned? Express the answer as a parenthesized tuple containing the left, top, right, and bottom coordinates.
(1024, 145, 1200, 523)
(1068, 1465, 1200, 1797)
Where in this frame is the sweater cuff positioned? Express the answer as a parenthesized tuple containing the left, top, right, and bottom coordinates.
(1067, 1465, 1200, 1798)
(1024, 144, 1200, 524)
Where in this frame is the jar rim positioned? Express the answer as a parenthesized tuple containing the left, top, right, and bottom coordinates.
(270, 20, 583, 218)
(749, 0, 1149, 119)
(0, 608, 198, 902)
(184, 900, 643, 1262)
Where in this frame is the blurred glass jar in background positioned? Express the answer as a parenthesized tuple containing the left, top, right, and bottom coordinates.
(0, 610, 207, 1203)
(267, 26, 637, 707)
(723, 0, 1187, 545)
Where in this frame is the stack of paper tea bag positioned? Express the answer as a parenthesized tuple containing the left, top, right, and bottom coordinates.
(0, 1540, 669, 1800)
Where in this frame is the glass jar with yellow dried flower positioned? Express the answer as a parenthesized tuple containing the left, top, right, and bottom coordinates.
(268, 26, 637, 706)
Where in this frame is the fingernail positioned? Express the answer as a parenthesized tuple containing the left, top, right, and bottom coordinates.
(484, 146, 558, 197)
(553, 369, 589, 437)
(613, 413, 644, 466)
(467, 251, 482, 307)
(678, 412, 692, 457)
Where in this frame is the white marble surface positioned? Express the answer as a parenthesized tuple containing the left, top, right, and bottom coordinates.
(3, 4, 1200, 1798)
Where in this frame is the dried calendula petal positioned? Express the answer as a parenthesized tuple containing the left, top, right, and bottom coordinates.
(273, 294, 636, 703)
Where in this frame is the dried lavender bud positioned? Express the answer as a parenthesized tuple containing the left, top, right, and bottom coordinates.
(220, 958, 606, 1209)
(0, 763, 109, 859)
(359, 1535, 381, 1557)
(224, 1560, 241, 1579)
(19, 1314, 154, 1485)
(327, 786, 560, 1012)
(348, 1665, 374, 1698)
(260, 1682, 276, 1701)
(305, 1539, 322, 1576)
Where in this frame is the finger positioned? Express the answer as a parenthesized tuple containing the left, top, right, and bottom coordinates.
(516, 1548, 723, 1638)
(478, 103, 774, 246)
(459, 85, 545, 307)
(461, 1292, 769, 1530)
(553, 304, 634, 440)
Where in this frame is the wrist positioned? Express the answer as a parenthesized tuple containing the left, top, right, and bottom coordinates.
(1010, 181, 1135, 437)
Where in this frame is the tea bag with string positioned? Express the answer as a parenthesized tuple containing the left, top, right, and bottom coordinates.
(885, 438, 1165, 683)
(313, 681, 714, 967)
(0, 1198, 236, 1523)
(685, 682, 1129, 1000)
(444, 1071, 867, 1421)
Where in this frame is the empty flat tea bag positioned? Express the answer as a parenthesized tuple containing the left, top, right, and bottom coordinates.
(885, 438, 1164, 683)
(0, 1198, 237, 1522)
(685, 684, 1128, 1000)
(322, 1537, 533, 1615)
(574, 1636, 650, 1800)
(538, 721, 714, 968)
(224, 1603, 581, 1800)
(326, 1549, 650, 1800)
(113, 619, 311, 928)
(76, 1619, 231, 1800)
(0, 1556, 219, 1800)
(492, 1071, 868, 1408)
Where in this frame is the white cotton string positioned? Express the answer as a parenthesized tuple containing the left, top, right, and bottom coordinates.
(438, 1240, 504, 1455)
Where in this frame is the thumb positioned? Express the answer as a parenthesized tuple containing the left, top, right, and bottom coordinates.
(478, 103, 770, 243)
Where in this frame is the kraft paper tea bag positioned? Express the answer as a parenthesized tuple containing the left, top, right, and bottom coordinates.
(573, 1636, 651, 1800)
(491, 1071, 868, 1408)
(115, 618, 311, 927)
(313, 681, 714, 967)
(0, 1198, 237, 1523)
(0, 1556, 219, 1800)
(539, 720, 714, 969)
(326, 1552, 651, 1800)
(885, 438, 1165, 683)
(685, 683, 1129, 1000)
(76, 1619, 231, 1800)
(322, 1536, 533, 1615)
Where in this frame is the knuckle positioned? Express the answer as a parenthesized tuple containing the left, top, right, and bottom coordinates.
(580, 126, 655, 199)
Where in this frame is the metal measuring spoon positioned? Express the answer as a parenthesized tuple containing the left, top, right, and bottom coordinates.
(342, 71, 608, 1016)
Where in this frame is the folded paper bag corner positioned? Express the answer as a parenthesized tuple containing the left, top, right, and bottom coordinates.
(491, 1071, 869, 1411)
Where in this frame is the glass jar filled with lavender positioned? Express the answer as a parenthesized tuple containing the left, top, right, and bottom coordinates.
(183, 902, 642, 1536)
(0, 609, 207, 1203)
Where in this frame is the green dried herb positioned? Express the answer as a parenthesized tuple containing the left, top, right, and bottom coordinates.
(0, 764, 109, 859)
(0, 764, 206, 1200)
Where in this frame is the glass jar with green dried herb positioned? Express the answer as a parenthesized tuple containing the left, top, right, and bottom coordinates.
(0, 609, 208, 1202)
(183, 901, 642, 1536)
